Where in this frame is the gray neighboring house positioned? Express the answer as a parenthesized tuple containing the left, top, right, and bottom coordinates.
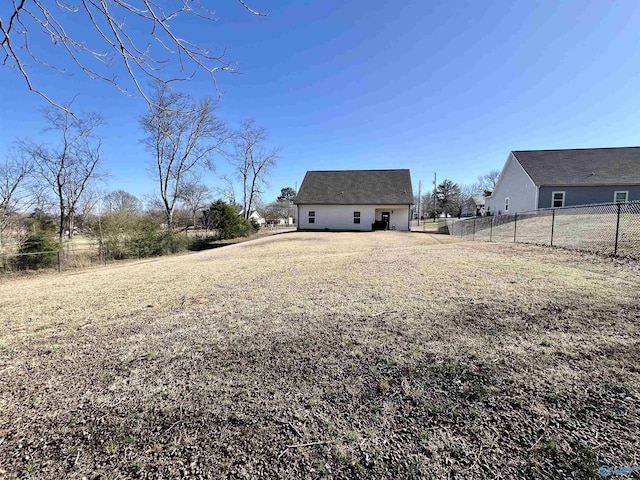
(485, 147, 640, 215)
(461, 195, 485, 217)
(294, 169, 414, 231)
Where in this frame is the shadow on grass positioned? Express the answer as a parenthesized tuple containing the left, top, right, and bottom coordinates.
(188, 229, 297, 251)
(188, 242, 229, 252)
(410, 229, 450, 235)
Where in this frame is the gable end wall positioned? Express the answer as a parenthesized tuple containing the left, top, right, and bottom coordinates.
(485, 153, 537, 215)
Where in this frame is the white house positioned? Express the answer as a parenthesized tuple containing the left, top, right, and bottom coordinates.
(485, 147, 640, 215)
(238, 209, 266, 226)
(294, 169, 414, 231)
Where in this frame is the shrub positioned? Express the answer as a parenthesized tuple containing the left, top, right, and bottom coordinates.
(188, 235, 214, 251)
(93, 213, 191, 260)
(15, 232, 59, 270)
(128, 220, 161, 258)
(155, 231, 188, 255)
(202, 200, 254, 240)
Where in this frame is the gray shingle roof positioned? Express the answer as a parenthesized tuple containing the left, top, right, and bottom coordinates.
(295, 169, 413, 205)
(512, 147, 640, 186)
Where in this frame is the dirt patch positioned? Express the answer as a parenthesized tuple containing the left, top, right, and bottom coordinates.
(0, 232, 638, 478)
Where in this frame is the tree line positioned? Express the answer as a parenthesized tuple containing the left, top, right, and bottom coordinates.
(0, 82, 281, 266)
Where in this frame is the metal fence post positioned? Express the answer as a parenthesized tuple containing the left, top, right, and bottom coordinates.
(550, 209, 555, 246)
(472, 218, 476, 240)
(489, 216, 493, 242)
(614, 202, 621, 257)
(57, 251, 61, 273)
(513, 213, 518, 243)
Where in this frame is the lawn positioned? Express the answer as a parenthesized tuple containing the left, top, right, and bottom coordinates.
(455, 212, 640, 258)
(0, 232, 638, 479)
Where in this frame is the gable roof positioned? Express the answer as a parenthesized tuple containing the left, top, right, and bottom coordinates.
(295, 169, 413, 205)
(471, 195, 485, 205)
(512, 147, 640, 186)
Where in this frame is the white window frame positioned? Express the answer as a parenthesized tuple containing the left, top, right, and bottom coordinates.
(552, 191, 565, 208)
(353, 211, 361, 224)
(614, 191, 629, 203)
(504, 197, 509, 212)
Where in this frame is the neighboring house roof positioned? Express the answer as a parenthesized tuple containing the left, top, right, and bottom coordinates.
(512, 147, 640, 186)
(238, 209, 263, 219)
(461, 195, 484, 204)
(295, 169, 413, 205)
(471, 195, 485, 205)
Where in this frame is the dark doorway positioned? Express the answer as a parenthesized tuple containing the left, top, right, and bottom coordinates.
(381, 212, 390, 230)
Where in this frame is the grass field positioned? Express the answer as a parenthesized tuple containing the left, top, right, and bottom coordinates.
(0, 232, 638, 478)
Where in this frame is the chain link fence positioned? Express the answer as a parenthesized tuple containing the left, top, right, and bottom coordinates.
(0, 247, 105, 273)
(446, 201, 640, 259)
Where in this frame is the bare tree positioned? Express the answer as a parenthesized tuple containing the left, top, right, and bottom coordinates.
(229, 119, 279, 220)
(28, 104, 105, 240)
(0, 149, 34, 247)
(75, 185, 102, 230)
(478, 170, 500, 195)
(140, 81, 227, 229)
(178, 179, 210, 228)
(141, 194, 167, 225)
(213, 174, 237, 205)
(0, 1, 267, 109)
(104, 190, 142, 215)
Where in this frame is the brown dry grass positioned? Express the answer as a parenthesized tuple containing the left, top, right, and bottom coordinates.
(0, 231, 638, 479)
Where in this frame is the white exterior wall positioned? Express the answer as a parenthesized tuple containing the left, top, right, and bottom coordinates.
(374, 206, 410, 231)
(297, 205, 410, 231)
(485, 153, 538, 215)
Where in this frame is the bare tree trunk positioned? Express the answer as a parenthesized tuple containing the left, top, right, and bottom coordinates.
(68, 212, 75, 240)
(58, 191, 65, 241)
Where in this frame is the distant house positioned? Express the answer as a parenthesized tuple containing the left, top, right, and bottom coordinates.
(461, 195, 485, 217)
(485, 148, 640, 215)
(239, 209, 265, 226)
(294, 169, 414, 231)
(264, 215, 294, 226)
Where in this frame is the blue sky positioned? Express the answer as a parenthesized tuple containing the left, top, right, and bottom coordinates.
(2, 0, 640, 204)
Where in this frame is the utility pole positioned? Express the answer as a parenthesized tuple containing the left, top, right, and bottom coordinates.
(417, 180, 421, 226)
(433, 172, 437, 222)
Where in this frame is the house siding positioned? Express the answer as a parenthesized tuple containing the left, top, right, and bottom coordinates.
(485, 153, 537, 215)
(538, 185, 640, 208)
(297, 205, 410, 231)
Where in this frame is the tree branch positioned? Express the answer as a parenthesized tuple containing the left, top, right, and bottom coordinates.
(1, 0, 268, 109)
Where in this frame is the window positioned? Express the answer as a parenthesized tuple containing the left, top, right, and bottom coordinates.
(615, 191, 629, 203)
(504, 197, 509, 212)
(552, 191, 565, 208)
(308, 211, 315, 224)
(353, 211, 361, 224)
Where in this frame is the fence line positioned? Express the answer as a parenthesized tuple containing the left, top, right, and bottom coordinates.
(0, 225, 297, 274)
(446, 201, 640, 259)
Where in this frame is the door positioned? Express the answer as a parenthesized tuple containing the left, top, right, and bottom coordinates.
(381, 212, 390, 230)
